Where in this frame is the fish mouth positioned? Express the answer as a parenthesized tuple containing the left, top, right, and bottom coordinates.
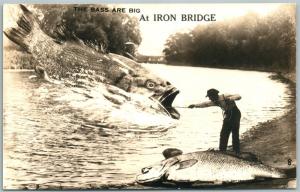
(136, 173, 163, 184)
(136, 165, 165, 184)
(136, 158, 180, 185)
(159, 88, 180, 119)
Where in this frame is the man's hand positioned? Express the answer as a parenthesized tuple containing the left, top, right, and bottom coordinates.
(188, 104, 196, 108)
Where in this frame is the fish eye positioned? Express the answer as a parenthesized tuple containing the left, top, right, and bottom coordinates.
(141, 166, 152, 174)
(145, 80, 156, 89)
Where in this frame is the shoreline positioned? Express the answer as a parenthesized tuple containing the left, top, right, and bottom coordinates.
(240, 72, 296, 170)
(143, 62, 293, 73)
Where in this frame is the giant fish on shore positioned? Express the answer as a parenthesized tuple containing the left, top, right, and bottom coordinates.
(4, 4, 180, 121)
(136, 149, 286, 185)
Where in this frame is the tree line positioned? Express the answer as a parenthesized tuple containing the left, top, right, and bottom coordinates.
(163, 5, 295, 72)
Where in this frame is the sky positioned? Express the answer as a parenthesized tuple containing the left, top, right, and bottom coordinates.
(119, 3, 282, 56)
(4, 3, 283, 56)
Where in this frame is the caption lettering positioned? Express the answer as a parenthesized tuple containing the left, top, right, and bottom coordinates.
(74, 7, 216, 22)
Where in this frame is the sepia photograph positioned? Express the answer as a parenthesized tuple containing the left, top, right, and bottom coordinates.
(3, 3, 296, 189)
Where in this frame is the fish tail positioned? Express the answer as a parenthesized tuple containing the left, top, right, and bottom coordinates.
(270, 167, 287, 178)
(277, 170, 287, 178)
(283, 167, 296, 178)
(256, 165, 287, 179)
(4, 4, 38, 52)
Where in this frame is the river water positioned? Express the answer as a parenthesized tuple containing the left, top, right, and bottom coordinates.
(3, 65, 293, 189)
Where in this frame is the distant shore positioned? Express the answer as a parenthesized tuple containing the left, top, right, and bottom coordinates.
(145, 62, 295, 74)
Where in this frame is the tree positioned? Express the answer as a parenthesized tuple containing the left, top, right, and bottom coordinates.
(163, 5, 296, 72)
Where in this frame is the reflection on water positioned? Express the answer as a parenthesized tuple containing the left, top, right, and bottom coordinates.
(3, 65, 292, 189)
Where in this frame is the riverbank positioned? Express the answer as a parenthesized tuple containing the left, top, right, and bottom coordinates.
(240, 107, 296, 169)
(240, 72, 296, 170)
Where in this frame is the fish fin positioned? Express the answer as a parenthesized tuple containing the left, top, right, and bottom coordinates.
(107, 85, 131, 101)
(34, 66, 60, 84)
(29, 66, 46, 80)
(71, 32, 85, 46)
(103, 94, 126, 105)
(4, 4, 39, 52)
(176, 159, 198, 170)
(35, 66, 46, 78)
(162, 148, 183, 159)
(29, 75, 38, 80)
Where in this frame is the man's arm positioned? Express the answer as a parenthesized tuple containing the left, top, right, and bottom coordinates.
(189, 101, 216, 108)
(225, 94, 241, 101)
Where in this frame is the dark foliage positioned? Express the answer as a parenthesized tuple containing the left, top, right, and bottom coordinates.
(163, 5, 295, 72)
(33, 4, 142, 56)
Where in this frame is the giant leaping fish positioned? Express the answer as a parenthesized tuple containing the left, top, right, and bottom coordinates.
(4, 4, 180, 120)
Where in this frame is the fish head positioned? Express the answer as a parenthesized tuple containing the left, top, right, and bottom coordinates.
(110, 54, 180, 120)
(114, 72, 180, 119)
(136, 157, 179, 184)
(130, 75, 180, 119)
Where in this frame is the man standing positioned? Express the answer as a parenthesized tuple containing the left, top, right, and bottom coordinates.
(188, 88, 242, 155)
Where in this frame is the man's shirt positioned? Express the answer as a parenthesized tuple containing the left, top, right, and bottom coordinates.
(194, 94, 241, 111)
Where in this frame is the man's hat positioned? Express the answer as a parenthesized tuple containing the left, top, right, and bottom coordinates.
(206, 88, 219, 97)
